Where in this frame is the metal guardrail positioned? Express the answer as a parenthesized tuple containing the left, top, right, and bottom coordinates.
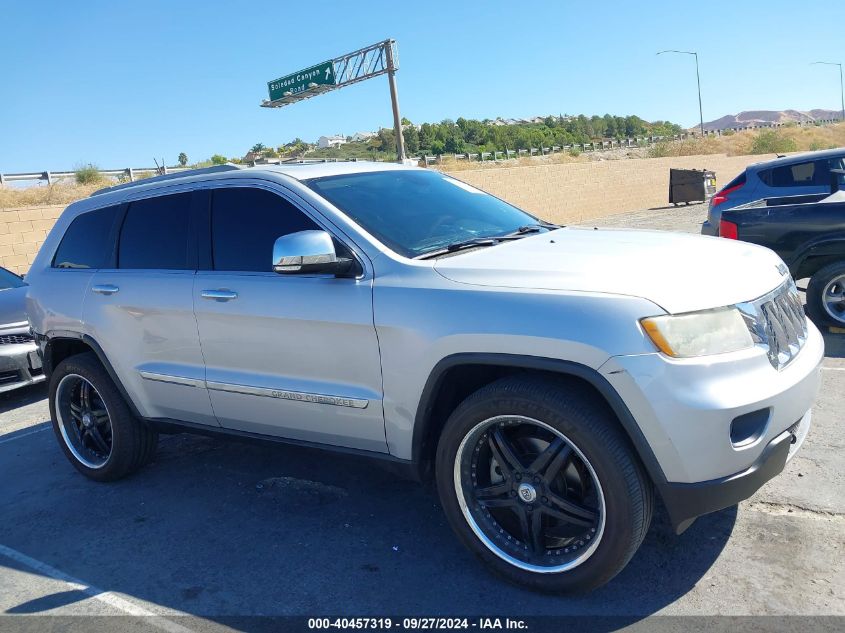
(0, 166, 193, 186)
(419, 119, 844, 166)
(3, 119, 841, 183)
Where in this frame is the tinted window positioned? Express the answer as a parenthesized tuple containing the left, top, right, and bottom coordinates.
(119, 193, 191, 269)
(760, 161, 816, 187)
(211, 188, 319, 272)
(53, 205, 117, 269)
(0, 267, 25, 289)
(305, 170, 537, 258)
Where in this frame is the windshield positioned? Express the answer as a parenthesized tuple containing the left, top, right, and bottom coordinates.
(0, 267, 24, 290)
(304, 170, 538, 258)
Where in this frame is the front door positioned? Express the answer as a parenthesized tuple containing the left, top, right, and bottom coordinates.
(192, 184, 386, 452)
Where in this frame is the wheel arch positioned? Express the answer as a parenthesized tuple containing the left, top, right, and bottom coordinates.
(791, 237, 845, 280)
(42, 332, 143, 419)
(411, 353, 669, 492)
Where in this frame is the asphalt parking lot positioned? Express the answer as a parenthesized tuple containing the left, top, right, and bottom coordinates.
(0, 202, 842, 627)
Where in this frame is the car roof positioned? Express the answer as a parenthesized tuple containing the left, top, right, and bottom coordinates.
(747, 147, 845, 172)
(90, 161, 413, 198)
(78, 161, 418, 211)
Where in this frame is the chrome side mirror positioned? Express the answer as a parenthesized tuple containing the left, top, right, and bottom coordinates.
(272, 230, 353, 275)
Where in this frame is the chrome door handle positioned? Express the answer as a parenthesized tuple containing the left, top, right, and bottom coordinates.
(201, 289, 238, 301)
(91, 284, 119, 295)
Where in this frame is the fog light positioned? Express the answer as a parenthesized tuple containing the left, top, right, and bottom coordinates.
(730, 408, 770, 447)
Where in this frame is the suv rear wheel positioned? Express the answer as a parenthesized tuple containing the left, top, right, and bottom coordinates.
(49, 352, 157, 482)
(806, 261, 845, 327)
(435, 376, 652, 593)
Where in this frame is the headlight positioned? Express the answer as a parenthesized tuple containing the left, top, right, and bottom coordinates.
(640, 307, 754, 358)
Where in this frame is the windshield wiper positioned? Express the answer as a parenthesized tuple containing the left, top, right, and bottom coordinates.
(415, 223, 562, 260)
(414, 237, 502, 260)
(509, 222, 561, 235)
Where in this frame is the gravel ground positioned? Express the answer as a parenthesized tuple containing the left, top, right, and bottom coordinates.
(0, 203, 842, 630)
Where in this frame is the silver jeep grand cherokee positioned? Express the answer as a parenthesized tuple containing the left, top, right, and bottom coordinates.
(26, 162, 823, 593)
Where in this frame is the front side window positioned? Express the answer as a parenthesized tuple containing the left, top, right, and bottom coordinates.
(211, 187, 319, 272)
(304, 170, 537, 258)
(118, 193, 191, 269)
(53, 205, 118, 269)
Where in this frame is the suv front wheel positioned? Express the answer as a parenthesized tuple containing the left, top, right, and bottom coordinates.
(49, 352, 157, 482)
(435, 376, 653, 593)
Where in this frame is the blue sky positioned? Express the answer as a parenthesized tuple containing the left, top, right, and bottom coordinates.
(1, 0, 844, 172)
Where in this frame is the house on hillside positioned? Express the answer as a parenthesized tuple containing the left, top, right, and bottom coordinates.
(317, 135, 347, 149)
(350, 131, 376, 142)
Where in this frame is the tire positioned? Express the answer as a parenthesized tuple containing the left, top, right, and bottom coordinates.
(435, 375, 653, 593)
(48, 352, 158, 482)
(806, 261, 845, 327)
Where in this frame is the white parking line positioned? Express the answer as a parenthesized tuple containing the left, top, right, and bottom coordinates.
(821, 366, 845, 371)
(0, 426, 49, 446)
(0, 543, 194, 632)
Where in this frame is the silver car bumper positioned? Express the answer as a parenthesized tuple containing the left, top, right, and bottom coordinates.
(0, 328, 45, 393)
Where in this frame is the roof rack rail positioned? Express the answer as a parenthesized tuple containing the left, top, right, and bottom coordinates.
(91, 164, 242, 196)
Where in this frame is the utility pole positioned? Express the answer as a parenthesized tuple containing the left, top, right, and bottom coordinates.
(811, 61, 845, 122)
(385, 41, 406, 161)
(657, 50, 705, 136)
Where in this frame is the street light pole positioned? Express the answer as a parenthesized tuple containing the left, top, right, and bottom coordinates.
(657, 50, 705, 136)
(811, 61, 845, 123)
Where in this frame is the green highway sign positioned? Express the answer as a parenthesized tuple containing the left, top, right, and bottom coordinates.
(267, 60, 335, 102)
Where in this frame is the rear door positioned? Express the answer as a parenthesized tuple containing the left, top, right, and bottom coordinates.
(83, 191, 218, 426)
(192, 183, 386, 452)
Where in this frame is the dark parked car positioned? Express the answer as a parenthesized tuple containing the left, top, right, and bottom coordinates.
(702, 148, 845, 236)
(0, 266, 44, 392)
(720, 183, 845, 327)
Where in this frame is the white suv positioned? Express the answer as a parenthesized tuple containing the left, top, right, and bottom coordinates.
(26, 162, 823, 593)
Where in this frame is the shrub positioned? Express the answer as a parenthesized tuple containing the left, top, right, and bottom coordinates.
(210, 154, 227, 165)
(74, 163, 104, 185)
(568, 146, 581, 157)
(750, 131, 797, 155)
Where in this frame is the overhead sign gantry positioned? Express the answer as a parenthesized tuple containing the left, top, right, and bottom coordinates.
(261, 39, 406, 161)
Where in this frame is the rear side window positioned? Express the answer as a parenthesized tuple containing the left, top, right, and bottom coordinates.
(118, 193, 192, 269)
(759, 161, 816, 187)
(210, 187, 319, 272)
(52, 206, 118, 269)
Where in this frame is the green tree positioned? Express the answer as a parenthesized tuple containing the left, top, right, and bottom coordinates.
(376, 128, 396, 152)
(418, 123, 435, 150)
(177, 152, 188, 166)
(250, 143, 266, 154)
(403, 126, 420, 155)
(210, 154, 227, 165)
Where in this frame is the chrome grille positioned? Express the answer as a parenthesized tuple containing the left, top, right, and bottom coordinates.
(0, 333, 33, 345)
(738, 281, 808, 370)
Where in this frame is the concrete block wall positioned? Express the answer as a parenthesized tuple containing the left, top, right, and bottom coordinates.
(0, 153, 768, 274)
(0, 205, 64, 275)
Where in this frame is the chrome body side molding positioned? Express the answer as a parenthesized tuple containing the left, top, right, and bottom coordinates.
(206, 380, 369, 409)
(139, 370, 369, 409)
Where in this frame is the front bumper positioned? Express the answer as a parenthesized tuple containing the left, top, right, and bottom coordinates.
(601, 320, 823, 532)
(701, 219, 717, 236)
(0, 340, 45, 393)
(660, 411, 810, 533)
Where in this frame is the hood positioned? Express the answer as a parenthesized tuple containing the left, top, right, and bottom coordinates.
(433, 227, 788, 314)
(0, 285, 29, 327)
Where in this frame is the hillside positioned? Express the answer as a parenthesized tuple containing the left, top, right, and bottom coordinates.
(702, 109, 841, 131)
